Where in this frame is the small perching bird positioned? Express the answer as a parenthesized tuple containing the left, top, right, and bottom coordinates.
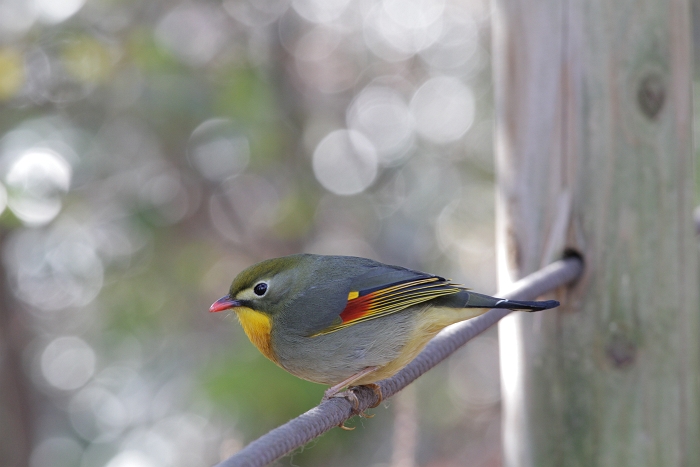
(210, 254, 559, 408)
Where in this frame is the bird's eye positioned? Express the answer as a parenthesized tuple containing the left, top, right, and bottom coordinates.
(253, 282, 268, 296)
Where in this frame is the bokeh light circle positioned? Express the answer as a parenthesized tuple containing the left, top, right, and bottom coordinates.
(0, 2, 36, 38)
(155, 4, 227, 67)
(312, 129, 378, 195)
(419, 9, 479, 71)
(41, 336, 96, 391)
(188, 119, 250, 182)
(363, 0, 445, 61)
(6, 225, 105, 310)
(70, 385, 130, 441)
(410, 76, 475, 144)
(4, 147, 71, 225)
(33, 0, 86, 24)
(382, 0, 445, 31)
(346, 86, 414, 164)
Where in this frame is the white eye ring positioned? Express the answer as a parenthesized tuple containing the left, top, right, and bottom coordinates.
(253, 282, 268, 296)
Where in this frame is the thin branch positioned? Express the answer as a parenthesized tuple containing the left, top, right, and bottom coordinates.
(215, 256, 584, 467)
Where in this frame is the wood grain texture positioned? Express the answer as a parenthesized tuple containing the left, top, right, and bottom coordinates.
(492, 0, 699, 465)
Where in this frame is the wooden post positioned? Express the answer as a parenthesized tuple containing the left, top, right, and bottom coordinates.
(492, 0, 700, 466)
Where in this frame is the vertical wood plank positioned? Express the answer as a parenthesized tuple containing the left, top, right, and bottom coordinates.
(492, 0, 700, 465)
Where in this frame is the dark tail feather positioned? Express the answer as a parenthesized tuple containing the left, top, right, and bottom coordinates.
(496, 299, 560, 311)
(465, 292, 559, 312)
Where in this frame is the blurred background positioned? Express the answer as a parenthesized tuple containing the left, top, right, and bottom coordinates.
(4, 0, 693, 467)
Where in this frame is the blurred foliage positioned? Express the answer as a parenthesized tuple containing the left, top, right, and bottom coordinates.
(0, 0, 521, 466)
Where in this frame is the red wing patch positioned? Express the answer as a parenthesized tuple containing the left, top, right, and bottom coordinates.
(339, 293, 376, 323)
(311, 276, 463, 336)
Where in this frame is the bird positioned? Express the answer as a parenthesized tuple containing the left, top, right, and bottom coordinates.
(210, 254, 559, 411)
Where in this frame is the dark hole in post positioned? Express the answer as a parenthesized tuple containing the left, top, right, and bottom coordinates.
(637, 74, 665, 119)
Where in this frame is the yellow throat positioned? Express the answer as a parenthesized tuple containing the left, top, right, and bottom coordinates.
(235, 307, 277, 363)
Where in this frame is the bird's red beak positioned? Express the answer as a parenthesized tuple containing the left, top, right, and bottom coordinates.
(209, 296, 242, 313)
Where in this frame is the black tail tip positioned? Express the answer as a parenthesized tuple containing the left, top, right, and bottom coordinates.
(528, 299, 560, 311)
(491, 298, 560, 311)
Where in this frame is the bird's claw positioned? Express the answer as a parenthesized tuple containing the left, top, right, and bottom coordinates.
(326, 389, 359, 430)
(324, 383, 384, 429)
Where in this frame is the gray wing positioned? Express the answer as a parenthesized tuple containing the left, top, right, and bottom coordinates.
(278, 256, 461, 337)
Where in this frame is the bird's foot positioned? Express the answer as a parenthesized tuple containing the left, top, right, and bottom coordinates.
(325, 388, 360, 430)
(325, 387, 360, 411)
(321, 367, 382, 430)
(363, 383, 383, 409)
(324, 383, 384, 429)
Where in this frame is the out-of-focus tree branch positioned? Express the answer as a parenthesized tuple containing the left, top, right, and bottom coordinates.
(0, 230, 33, 467)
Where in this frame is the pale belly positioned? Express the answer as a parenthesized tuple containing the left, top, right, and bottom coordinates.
(272, 305, 488, 386)
(351, 306, 486, 385)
